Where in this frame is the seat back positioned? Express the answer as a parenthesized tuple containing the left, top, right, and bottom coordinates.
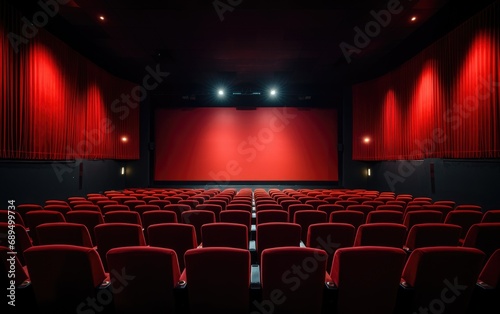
(25, 210, 66, 245)
(195, 204, 223, 221)
(24, 244, 107, 313)
(220, 210, 252, 231)
(65, 210, 104, 246)
(94, 223, 146, 271)
(36, 222, 93, 248)
(354, 223, 407, 248)
(403, 210, 443, 230)
(329, 211, 365, 231)
(106, 246, 181, 313)
(444, 210, 483, 239)
(293, 210, 328, 242)
(184, 247, 250, 314)
(147, 223, 197, 270)
(287, 204, 314, 222)
(104, 210, 142, 225)
(401, 247, 486, 314)
(481, 210, 500, 223)
(330, 246, 407, 314)
(366, 210, 404, 224)
(256, 222, 301, 258)
(256, 210, 289, 225)
(462, 223, 500, 259)
(201, 222, 248, 249)
(181, 210, 216, 245)
(404, 223, 462, 251)
(306, 222, 355, 271)
(260, 247, 327, 314)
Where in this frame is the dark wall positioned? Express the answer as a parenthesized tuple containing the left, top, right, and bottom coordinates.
(366, 159, 500, 211)
(0, 159, 127, 206)
(340, 86, 369, 189)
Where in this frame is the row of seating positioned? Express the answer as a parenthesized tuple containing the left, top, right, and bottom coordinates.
(3, 244, 499, 314)
(3, 218, 500, 272)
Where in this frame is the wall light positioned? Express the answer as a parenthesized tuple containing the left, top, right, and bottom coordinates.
(367, 168, 371, 176)
(121, 167, 125, 175)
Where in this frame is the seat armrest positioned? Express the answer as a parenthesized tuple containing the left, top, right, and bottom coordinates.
(400, 280, 414, 290)
(250, 264, 260, 289)
(175, 270, 187, 289)
(325, 272, 336, 290)
(476, 281, 494, 290)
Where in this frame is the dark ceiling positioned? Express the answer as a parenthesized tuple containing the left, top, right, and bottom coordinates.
(7, 0, 497, 99)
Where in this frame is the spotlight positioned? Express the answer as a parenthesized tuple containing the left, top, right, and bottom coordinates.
(121, 136, 128, 143)
(218, 89, 225, 96)
(410, 16, 417, 22)
(99, 15, 105, 21)
(363, 137, 370, 144)
(270, 89, 277, 97)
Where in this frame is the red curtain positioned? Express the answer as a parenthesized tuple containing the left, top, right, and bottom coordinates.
(353, 2, 500, 160)
(1, 2, 139, 160)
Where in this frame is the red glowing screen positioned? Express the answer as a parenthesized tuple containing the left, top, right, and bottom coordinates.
(154, 107, 338, 181)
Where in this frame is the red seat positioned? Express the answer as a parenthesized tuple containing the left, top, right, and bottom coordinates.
(329, 211, 365, 231)
(481, 210, 500, 223)
(219, 210, 252, 231)
(260, 247, 327, 314)
(195, 204, 223, 221)
(106, 246, 181, 313)
(226, 203, 253, 212)
(104, 210, 142, 226)
(293, 210, 328, 242)
(0, 209, 26, 227)
(133, 204, 161, 216)
(470, 248, 500, 313)
(24, 210, 66, 245)
(0, 223, 32, 265)
(164, 204, 191, 222)
(16, 204, 43, 222)
(94, 223, 146, 271)
(287, 204, 315, 222)
(181, 210, 216, 245)
(306, 222, 355, 270)
(43, 204, 71, 216)
(404, 223, 462, 252)
(346, 204, 375, 216)
(366, 210, 404, 224)
(353, 223, 407, 248)
(403, 210, 443, 230)
(147, 223, 197, 271)
(65, 210, 104, 246)
(401, 247, 486, 314)
(256, 222, 301, 259)
(36, 222, 93, 248)
(444, 210, 483, 240)
(24, 244, 108, 313)
(201, 222, 248, 249)
(455, 205, 483, 212)
(329, 246, 407, 314)
(256, 210, 289, 224)
(462, 222, 500, 259)
(184, 247, 251, 314)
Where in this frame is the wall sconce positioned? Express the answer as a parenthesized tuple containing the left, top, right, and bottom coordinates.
(121, 167, 125, 175)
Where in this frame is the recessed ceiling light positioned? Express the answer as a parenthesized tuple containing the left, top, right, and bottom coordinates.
(99, 15, 105, 21)
(410, 16, 417, 22)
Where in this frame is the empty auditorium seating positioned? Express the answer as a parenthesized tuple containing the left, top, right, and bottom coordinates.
(94, 223, 146, 270)
(259, 247, 327, 314)
(164, 204, 191, 222)
(328, 246, 407, 314)
(42, 204, 71, 215)
(106, 246, 181, 314)
(377, 204, 405, 213)
(141, 210, 177, 231)
(184, 247, 251, 314)
(72, 204, 101, 212)
(317, 204, 344, 217)
(455, 204, 483, 212)
(353, 223, 407, 248)
(400, 247, 486, 314)
(227, 203, 253, 212)
(16, 204, 43, 221)
(195, 204, 222, 221)
(147, 223, 197, 270)
(24, 244, 109, 313)
(346, 204, 375, 216)
(36, 222, 93, 248)
(287, 204, 315, 222)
